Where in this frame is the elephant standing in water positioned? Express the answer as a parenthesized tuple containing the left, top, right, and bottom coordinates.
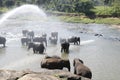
(51, 32, 58, 39)
(68, 36, 80, 45)
(49, 36, 57, 44)
(22, 30, 28, 37)
(28, 42, 45, 54)
(33, 36, 47, 46)
(0, 36, 6, 47)
(73, 58, 92, 79)
(61, 41, 70, 53)
(41, 57, 70, 71)
(27, 30, 34, 39)
(21, 37, 31, 46)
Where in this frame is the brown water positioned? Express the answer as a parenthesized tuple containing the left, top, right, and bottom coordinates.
(0, 17, 120, 80)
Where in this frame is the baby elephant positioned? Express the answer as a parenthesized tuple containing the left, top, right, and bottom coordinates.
(73, 58, 92, 79)
(41, 57, 70, 71)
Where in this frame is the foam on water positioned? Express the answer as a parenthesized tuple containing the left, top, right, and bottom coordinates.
(81, 40, 95, 45)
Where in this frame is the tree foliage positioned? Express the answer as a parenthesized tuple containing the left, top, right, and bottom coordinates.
(0, 0, 119, 17)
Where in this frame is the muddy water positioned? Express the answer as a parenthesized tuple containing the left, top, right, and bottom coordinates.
(0, 17, 120, 80)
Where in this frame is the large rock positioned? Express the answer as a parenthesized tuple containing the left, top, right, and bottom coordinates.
(0, 69, 90, 80)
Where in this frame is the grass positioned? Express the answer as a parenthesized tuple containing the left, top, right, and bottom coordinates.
(57, 16, 120, 25)
(0, 7, 9, 13)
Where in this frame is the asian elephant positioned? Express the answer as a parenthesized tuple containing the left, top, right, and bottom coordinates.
(51, 32, 58, 39)
(21, 37, 31, 46)
(49, 36, 57, 44)
(27, 30, 34, 39)
(0, 36, 6, 47)
(68, 36, 80, 45)
(22, 30, 28, 37)
(73, 58, 92, 79)
(28, 42, 45, 54)
(41, 57, 70, 71)
(61, 41, 70, 53)
(33, 36, 47, 46)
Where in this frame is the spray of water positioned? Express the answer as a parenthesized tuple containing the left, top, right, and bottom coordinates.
(0, 4, 47, 25)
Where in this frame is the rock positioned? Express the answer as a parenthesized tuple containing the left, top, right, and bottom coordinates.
(18, 74, 60, 80)
(0, 69, 91, 80)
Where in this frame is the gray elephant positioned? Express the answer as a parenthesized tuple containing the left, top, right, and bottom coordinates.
(28, 42, 45, 54)
(22, 30, 28, 37)
(0, 36, 6, 47)
(73, 58, 92, 79)
(27, 30, 34, 39)
(21, 37, 31, 46)
(51, 32, 58, 39)
(49, 36, 57, 44)
(41, 57, 70, 71)
(68, 36, 80, 45)
(61, 41, 70, 53)
(33, 36, 47, 46)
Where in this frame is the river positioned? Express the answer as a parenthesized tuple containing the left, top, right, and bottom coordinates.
(0, 16, 120, 80)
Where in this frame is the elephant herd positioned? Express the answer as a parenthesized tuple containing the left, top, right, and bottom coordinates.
(41, 55, 92, 79)
(21, 29, 81, 54)
(0, 30, 92, 79)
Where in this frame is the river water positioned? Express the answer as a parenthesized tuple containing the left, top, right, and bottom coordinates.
(0, 16, 120, 80)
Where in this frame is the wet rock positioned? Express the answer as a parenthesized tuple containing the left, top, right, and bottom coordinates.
(18, 74, 60, 80)
(94, 33, 103, 37)
(0, 69, 90, 80)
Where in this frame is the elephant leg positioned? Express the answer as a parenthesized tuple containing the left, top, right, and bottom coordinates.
(61, 48, 63, 52)
(33, 49, 36, 53)
(74, 68, 77, 74)
(3, 43, 5, 47)
(66, 49, 69, 53)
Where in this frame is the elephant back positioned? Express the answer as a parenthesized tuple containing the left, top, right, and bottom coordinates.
(41, 58, 70, 71)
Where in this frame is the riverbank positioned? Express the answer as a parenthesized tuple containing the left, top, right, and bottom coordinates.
(51, 15, 120, 25)
(46, 11, 120, 26)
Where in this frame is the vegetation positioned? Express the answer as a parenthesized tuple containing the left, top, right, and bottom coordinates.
(0, 0, 120, 24)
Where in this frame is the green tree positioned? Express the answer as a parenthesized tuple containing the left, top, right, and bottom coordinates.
(4, 0, 15, 7)
(0, 0, 3, 7)
(112, 0, 120, 17)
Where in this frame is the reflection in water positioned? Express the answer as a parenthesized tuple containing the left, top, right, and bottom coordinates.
(61, 52, 69, 59)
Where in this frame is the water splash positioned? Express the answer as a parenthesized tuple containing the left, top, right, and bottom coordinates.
(81, 40, 95, 45)
(0, 4, 47, 25)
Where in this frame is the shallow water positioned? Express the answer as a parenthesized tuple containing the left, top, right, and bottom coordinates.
(0, 16, 120, 80)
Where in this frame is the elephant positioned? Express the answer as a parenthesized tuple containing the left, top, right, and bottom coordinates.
(61, 41, 70, 53)
(22, 30, 28, 37)
(21, 37, 31, 46)
(42, 33, 47, 38)
(28, 42, 45, 54)
(68, 36, 80, 45)
(60, 38, 66, 44)
(45, 55, 61, 59)
(51, 32, 58, 39)
(33, 36, 47, 46)
(49, 36, 57, 44)
(27, 30, 34, 39)
(41, 57, 70, 71)
(0, 36, 6, 47)
(73, 58, 92, 79)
